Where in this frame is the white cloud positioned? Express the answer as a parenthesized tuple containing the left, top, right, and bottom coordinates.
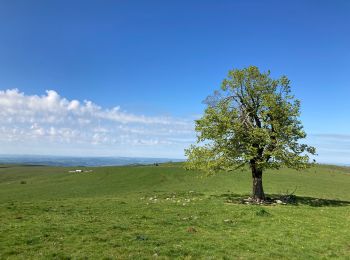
(3, 89, 348, 164)
(0, 89, 195, 158)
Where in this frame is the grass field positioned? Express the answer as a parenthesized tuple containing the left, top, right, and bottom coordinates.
(0, 163, 349, 259)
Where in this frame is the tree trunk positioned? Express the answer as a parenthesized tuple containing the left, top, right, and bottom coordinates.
(251, 163, 265, 201)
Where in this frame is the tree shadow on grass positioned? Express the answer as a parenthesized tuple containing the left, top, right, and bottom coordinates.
(217, 193, 350, 207)
(281, 195, 350, 207)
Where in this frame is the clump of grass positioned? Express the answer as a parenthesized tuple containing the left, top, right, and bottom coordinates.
(135, 234, 148, 241)
(255, 208, 271, 216)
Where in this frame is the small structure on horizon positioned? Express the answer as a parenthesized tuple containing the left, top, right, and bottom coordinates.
(68, 169, 92, 173)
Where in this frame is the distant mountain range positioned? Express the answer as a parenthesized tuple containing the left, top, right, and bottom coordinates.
(0, 155, 184, 167)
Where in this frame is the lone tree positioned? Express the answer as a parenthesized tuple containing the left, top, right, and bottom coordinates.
(185, 66, 316, 201)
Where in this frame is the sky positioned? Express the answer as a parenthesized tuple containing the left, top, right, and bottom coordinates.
(0, 0, 349, 163)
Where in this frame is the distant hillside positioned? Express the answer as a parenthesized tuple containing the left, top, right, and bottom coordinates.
(0, 155, 184, 167)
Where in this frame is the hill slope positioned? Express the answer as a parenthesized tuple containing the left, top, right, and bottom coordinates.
(0, 163, 349, 259)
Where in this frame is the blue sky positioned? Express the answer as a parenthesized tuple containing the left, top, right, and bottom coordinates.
(0, 0, 349, 163)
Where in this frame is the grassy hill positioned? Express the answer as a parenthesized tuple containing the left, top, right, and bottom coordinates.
(0, 163, 349, 259)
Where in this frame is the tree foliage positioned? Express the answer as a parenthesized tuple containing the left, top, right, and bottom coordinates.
(185, 66, 316, 174)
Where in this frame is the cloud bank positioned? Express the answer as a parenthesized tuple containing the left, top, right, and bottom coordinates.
(0, 89, 195, 158)
(1, 89, 349, 164)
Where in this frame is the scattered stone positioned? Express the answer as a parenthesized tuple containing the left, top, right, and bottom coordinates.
(240, 197, 275, 205)
(275, 200, 283, 204)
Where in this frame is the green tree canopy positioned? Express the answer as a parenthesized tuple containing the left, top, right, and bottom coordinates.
(185, 66, 316, 201)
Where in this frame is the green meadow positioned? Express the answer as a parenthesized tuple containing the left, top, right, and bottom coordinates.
(0, 163, 349, 259)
